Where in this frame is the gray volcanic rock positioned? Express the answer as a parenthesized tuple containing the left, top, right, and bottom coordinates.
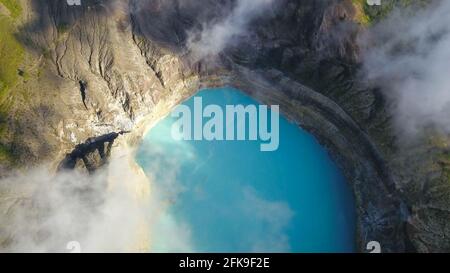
(0, 0, 448, 252)
(58, 131, 127, 173)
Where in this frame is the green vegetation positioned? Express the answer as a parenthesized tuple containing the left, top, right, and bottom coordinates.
(0, 15, 24, 102)
(0, 108, 12, 162)
(442, 152, 450, 180)
(0, 0, 23, 163)
(351, 0, 371, 25)
(352, 0, 431, 25)
(57, 23, 70, 34)
(0, 0, 22, 18)
(0, 143, 11, 162)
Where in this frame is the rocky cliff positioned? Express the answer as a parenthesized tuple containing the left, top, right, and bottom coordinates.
(0, 0, 448, 252)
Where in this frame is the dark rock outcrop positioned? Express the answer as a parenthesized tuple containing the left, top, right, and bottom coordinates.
(58, 131, 128, 173)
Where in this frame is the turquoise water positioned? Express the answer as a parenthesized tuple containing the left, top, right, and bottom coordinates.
(136, 87, 356, 253)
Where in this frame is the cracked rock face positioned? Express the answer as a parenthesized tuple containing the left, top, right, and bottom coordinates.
(7, 0, 199, 165)
(0, 0, 448, 252)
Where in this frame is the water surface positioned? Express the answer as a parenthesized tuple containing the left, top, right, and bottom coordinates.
(136, 87, 356, 253)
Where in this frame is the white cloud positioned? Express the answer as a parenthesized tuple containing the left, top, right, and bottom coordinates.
(360, 0, 450, 139)
(187, 0, 276, 61)
(241, 186, 294, 252)
(0, 142, 194, 253)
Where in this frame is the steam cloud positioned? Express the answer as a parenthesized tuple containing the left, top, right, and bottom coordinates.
(0, 135, 204, 253)
(360, 0, 450, 139)
(0, 134, 293, 252)
(0, 144, 191, 253)
(187, 0, 275, 61)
